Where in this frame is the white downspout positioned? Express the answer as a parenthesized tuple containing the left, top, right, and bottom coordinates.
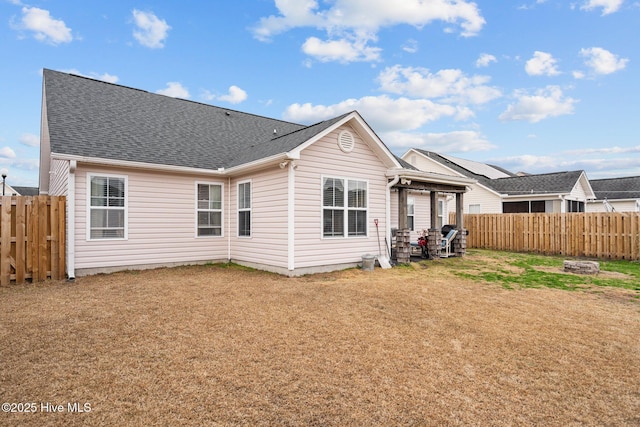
(227, 176, 231, 261)
(386, 175, 400, 256)
(287, 161, 296, 272)
(67, 160, 76, 280)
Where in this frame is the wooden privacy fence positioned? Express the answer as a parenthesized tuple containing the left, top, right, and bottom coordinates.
(0, 196, 66, 285)
(460, 212, 640, 260)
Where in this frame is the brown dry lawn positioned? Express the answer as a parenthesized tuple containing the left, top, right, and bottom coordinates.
(1, 254, 639, 426)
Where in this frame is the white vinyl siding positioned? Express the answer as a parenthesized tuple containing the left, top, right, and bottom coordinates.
(74, 166, 228, 272)
(293, 124, 386, 269)
(196, 183, 223, 237)
(238, 181, 251, 237)
(229, 169, 289, 269)
(49, 159, 69, 196)
(87, 173, 127, 240)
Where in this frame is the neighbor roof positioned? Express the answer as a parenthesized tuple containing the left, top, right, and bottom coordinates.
(12, 186, 39, 196)
(590, 176, 640, 200)
(489, 170, 586, 195)
(43, 69, 355, 170)
(412, 149, 588, 196)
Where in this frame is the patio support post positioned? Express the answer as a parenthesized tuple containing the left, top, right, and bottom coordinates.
(454, 192, 466, 257)
(455, 192, 464, 229)
(428, 191, 440, 258)
(396, 187, 410, 263)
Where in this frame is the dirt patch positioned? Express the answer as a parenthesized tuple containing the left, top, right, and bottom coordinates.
(1, 261, 639, 426)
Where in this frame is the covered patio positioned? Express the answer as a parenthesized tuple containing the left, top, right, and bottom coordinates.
(387, 170, 475, 264)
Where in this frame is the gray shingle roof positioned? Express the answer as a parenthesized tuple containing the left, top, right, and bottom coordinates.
(43, 69, 348, 170)
(12, 186, 39, 196)
(414, 149, 585, 195)
(489, 170, 585, 195)
(590, 176, 640, 200)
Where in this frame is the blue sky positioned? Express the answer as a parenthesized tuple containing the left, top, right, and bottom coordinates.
(1, 0, 638, 187)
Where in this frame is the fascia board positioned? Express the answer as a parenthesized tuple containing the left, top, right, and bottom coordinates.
(51, 153, 227, 176)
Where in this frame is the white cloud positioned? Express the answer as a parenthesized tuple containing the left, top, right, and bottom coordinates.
(494, 153, 640, 176)
(580, 0, 624, 15)
(499, 86, 577, 123)
(525, 51, 560, 76)
(564, 145, 640, 155)
(302, 36, 381, 63)
(0, 147, 17, 159)
(475, 53, 497, 68)
(19, 133, 39, 147)
(383, 130, 496, 152)
(132, 10, 170, 49)
(377, 65, 502, 105)
(284, 95, 461, 133)
(402, 39, 418, 54)
(217, 86, 248, 104)
(15, 6, 72, 45)
(572, 70, 586, 79)
(253, 0, 485, 62)
(62, 69, 119, 83)
(156, 82, 190, 99)
(580, 47, 628, 75)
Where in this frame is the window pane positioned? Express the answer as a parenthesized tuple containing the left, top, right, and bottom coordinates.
(323, 209, 344, 237)
(239, 211, 251, 236)
(239, 183, 250, 209)
(210, 185, 221, 205)
(323, 178, 344, 207)
(109, 178, 125, 199)
(107, 210, 125, 228)
(90, 210, 107, 228)
(91, 177, 107, 197)
(348, 180, 366, 208)
(348, 210, 367, 236)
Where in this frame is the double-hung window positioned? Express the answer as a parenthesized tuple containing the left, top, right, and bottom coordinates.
(88, 174, 127, 240)
(323, 177, 367, 237)
(197, 183, 223, 236)
(238, 181, 251, 237)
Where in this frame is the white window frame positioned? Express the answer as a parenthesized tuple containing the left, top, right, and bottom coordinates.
(86, 173, 128, 241)
(407, 197, 415, 231)
(195, 181, 224, 238)
(437, 199, 445, 228)
(321, 176, 368, 239)
(237, 180, 252, 238)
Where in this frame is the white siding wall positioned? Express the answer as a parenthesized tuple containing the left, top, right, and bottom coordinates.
(404, 153, 503, 214)
(49, 159, 69, 196)
(74, 165, 228, 271)
(463, 184, 503, 213)
(587, 200, 639, 212)
(293, 125, 388, 268)
(229, 168, 289, 268)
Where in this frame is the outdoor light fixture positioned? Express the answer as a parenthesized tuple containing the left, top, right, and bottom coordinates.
(1, 168, 7, 196)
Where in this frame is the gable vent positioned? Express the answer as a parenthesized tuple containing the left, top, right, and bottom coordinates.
(338, 130, 355, 153)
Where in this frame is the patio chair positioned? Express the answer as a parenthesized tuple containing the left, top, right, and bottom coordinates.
(440, 228, 458, 258)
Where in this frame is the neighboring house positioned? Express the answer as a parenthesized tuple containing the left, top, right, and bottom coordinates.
(39, 70, 474, 278)
(587, 176, 640, 212)
(402, 149, 595, 215)
(11, 186, 39, 196)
